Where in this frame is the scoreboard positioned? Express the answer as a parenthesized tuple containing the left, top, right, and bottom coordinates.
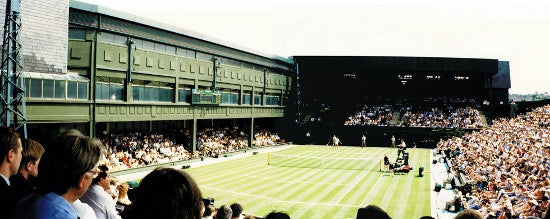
(191, 89, 221, 105)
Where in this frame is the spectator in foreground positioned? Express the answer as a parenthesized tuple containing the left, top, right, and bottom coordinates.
(454, 209, 483, 219)
(264, 211, 290, 219)
(230, 203, 244, 219)
(121, 167, 203, 219)
(0, 126, 23, 216)
(215, 205, 232, 219)
(10, 139, 45, 203)
(12, 129, 104, 219)
(116, 183, 131, 207)
(356, 205, 391, 219)
(80, 165, 120, 219)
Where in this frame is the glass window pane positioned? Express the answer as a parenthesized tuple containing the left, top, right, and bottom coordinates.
(68, 29, 86, 40)
(143, 40, 154, 51)
(166, 45, 175, 54)
(43, 80, 54, 98)
(186, 50, 195, 59)
(155, 43, 166, 53)
(114, 34, 127, 45)
(55, 80, 65, 98)
(67, 81, 78, 99)
(78, 82, 88, 99)
(133, 39, 143, 50)
(243, 94, 251, 104)
(30, 79, 42, 98)
(101, 32, 115, 43)
(24, 78, 31, 97)
(111, 84, 123, 100)
(95, 83, 105, 100)
(178, 89, 191, 103)
(132, 86, 140, 101)
(160, 88, 172, 102)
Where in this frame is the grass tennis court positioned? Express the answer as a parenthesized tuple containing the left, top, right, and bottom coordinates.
(186, 145, 432, 218)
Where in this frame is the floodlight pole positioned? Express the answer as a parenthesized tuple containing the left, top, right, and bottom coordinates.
(1, 0, 27, 138)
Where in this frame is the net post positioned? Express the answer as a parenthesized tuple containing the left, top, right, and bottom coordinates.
(267, 153, 271, 165)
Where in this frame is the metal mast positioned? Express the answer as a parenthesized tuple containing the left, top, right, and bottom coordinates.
(1, 0, 27, 138)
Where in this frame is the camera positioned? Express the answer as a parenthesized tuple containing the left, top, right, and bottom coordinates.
(203, 197, 215, 206)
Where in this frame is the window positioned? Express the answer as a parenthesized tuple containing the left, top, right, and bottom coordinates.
(68, 29, 86, 40)
(101, 32, 126, 45)
(155, 43, 166, 53)
(221, 92, 239, 104)
(132, 86, 172, 102)
(78, 82, 88, 99)
(142, 40, 155, 51)
(266, 95, 280, 105)
(166, 45, 176, 55)
(254, 95, 262, 105)
(55, 81, 65, 98)
(196, 52, 212, 61)
(67, 81, 78, 99)
(178, 89, 191, 103)
(43, 80, 54, 98)
(30, 79, 42, 98)
(243, 94, 251, 105)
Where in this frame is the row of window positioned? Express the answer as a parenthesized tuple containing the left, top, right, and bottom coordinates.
(96, 82, 280, 105)
(94, 31, 267, 71)
(24, 78, 88, 100)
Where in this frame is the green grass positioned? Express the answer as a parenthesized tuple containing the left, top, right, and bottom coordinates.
(186, 145, 431, 219)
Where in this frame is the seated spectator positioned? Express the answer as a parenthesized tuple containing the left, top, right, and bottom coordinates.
(230, 203, 244, 219)
(215, 205, 232, 219)
(73, 199, 98, 219)
(80, 165, 120, 219)
(12, 129, 104, 219)
(100, 131, 195, 171)
(10, 138, 44, 203)
(356, 205, 391, 219)
(254, 129, 280, 147)
(264, 211, 290, 219)
(121, 167, 203, 219)
(116, 183, 131, 206)
(455, 209, 483, 219)
(202, 205, 216, 219)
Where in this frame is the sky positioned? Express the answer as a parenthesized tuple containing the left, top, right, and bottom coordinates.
(80, 0, 550, 94)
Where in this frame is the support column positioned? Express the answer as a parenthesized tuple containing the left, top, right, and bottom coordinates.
(192, 117, 197, 154)
(249, 117, 254, 147)
(126, 38, 134, 102)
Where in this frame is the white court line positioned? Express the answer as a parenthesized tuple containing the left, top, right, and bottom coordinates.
(203, 185, 362, 208)
(358, 154, 397, 206)
(248, 175, 351, 186)
(334, 155, 382, 204)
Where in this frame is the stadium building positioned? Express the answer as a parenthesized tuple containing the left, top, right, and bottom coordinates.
(2, 0, 294, 152)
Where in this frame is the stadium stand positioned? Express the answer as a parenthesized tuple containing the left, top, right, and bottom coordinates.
(438, 104, 550, 218)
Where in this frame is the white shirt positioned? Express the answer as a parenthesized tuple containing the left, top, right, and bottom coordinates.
(80, 184, 121, 219)
(0, 173, 10, 186)
(73, 199, 98, 219)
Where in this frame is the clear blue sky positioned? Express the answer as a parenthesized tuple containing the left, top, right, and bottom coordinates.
(81, 0, 550, 94)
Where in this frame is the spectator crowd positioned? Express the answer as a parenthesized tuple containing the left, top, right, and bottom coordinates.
(99, 127, 282, 171)
(344, 105, 393, 126)
(0, 126, 289, 219)
(438, 104, 550, 218)
(398, 106, 483, 129)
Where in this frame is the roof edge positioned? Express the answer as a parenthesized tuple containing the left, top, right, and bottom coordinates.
(70, 0, 293, 65)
